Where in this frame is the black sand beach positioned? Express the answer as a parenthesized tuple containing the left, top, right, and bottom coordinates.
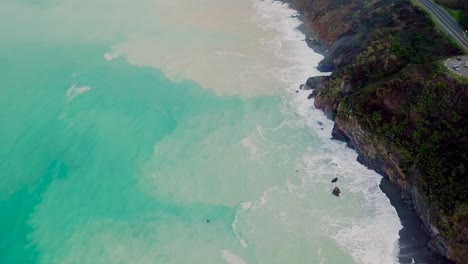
(380, 178, 452, 264)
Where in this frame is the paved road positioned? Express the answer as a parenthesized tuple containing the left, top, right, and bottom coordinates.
(415, 0, 468, 52)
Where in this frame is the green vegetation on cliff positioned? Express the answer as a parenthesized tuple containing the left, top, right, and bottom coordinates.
(296, 0, 467, 261)
(348, 63, 467, 211)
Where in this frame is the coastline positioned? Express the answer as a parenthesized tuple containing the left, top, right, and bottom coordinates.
(380, 178, 452, 264)
(277, 0, 453, 262)
(279, 0, 328, 56)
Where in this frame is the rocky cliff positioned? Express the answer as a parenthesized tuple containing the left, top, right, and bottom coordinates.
(290, 0, 468, 262)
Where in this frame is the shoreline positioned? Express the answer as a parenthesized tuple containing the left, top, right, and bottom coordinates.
(279, 0, 329, 57)
(277, 0, 452, 262)
(379, 178, 451, 264)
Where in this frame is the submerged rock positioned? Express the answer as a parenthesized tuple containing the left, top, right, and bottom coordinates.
(332, 187, 341, 197)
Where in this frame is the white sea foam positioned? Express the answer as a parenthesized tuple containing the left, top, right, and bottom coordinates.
(104, 49, 122, 61)
(300, 146, 401, 264)
(317, 247, 326, 264)
(231, 186, 280, 250)
(240, 138, 258, 160)
(240, 202, 253, 209)
(232, 214, 248, 248)
(104, 53, 114, 61)
(251, 0, 402, 263)
(65, 84, 91, 103)
(220, 250, 248, 264)
(252, 0, 328, 83)
(296, 75, 400, 261)
(247, 186, 280, 210)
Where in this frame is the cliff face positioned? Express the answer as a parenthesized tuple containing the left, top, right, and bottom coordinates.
(291, 0, 468, 262)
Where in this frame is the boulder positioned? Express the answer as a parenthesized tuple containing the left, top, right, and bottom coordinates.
(332, 187, 341, 197)
(331, 177, 338, 183)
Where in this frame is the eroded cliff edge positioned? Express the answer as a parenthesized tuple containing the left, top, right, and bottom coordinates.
(289, 0, 468, 262)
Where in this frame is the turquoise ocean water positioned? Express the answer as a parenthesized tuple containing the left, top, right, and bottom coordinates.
(0, 1, 402, 263)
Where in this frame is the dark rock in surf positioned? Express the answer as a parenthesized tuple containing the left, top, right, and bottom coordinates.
(332, 187, 341, 197)
(331, 177, 338, 183)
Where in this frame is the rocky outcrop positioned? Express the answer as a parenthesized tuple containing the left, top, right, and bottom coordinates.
(332, 114, 405, 184)
(287, 0, 468, 262)
(332, 187, 341, 197)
